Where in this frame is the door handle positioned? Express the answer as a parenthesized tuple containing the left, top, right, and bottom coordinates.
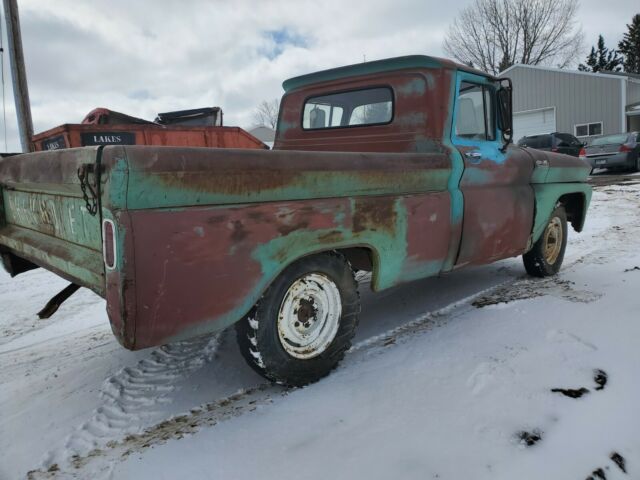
(464, 151, 483, 162)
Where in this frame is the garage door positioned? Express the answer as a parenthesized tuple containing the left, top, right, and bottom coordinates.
(513, 107, 556, 141)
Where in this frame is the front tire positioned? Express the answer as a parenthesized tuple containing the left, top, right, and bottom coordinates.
(235, 252, 360, 387)
(523, 205, 568, 277)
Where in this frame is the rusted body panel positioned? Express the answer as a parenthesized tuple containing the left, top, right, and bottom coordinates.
(455, 149, 535, 266)
(112, 193, 451, 348)
(99, 144, 454, 348)
(0, 54, 592, 351)
(118, 146, 452, 209)
(0, 148, 105, 293)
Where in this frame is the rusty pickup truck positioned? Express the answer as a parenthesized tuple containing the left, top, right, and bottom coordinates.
(0, 55, 591, 386)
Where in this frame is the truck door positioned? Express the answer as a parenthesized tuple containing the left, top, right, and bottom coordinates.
(451, 72, 535, 267)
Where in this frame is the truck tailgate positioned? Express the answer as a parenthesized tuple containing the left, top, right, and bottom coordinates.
(0, 148, 105, 294)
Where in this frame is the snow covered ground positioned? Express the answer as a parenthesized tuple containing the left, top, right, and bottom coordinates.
(2, 181, 640, 480)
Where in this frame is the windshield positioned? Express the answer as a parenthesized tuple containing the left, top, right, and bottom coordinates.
(554, 133, 581, 146)
(590, 134, 628, 146)
(519, 135, 552, 149)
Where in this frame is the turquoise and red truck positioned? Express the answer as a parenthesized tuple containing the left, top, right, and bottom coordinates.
(0, 55, 591, 386)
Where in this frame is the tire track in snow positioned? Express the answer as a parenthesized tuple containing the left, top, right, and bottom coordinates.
(29, 275, 556, 479)
(38, 333, 220, 477)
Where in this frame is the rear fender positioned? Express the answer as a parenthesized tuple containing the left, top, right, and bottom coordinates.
(121, 192, 452, 349)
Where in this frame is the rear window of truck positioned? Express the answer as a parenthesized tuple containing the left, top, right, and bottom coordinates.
(302, 87, 393, 130)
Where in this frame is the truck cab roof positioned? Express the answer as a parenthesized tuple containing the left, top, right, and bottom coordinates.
(282, 55, 499, 92)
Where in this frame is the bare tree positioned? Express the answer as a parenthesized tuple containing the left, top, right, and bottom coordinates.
(252, 99, 280, 129)
(443, 0, 584, 75)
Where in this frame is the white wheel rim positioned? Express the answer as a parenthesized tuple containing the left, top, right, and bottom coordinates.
(277, 273, 342, 359)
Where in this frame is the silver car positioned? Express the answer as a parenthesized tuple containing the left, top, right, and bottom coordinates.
(581, 132, 640, 172)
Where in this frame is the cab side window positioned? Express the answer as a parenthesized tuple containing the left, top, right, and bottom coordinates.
(456, 81, 495, 141)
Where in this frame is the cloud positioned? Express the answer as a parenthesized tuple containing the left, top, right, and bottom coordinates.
(0, 0, 637, 152)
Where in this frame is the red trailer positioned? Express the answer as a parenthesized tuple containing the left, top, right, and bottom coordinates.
(32, 107, 267, 151)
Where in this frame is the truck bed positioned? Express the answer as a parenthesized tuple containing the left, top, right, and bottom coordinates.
(0, 145, 453, 349)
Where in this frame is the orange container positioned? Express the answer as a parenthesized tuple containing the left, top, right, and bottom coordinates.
(32, 123, 267, 151)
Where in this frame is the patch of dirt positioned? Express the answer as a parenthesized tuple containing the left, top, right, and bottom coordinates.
(550, 369, 608, 399)
(584, 451, 628, 479)
(551, 387, 590, 398)
(594, 369, 608, 391)
(624, 266, 640, 273)
(517, 429, 543, 447)
(102, 383, 282, 464)
(586, 467, 607, 480)
(473, 276, 601, 308)
(472, 284, 542, 307)
(610, 452, 627, 473)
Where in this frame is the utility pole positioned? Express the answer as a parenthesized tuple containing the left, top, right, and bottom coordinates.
(2, 0, 33, 152)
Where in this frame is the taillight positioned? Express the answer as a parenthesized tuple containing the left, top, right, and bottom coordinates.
(620, 144, 633, 153)
(102, 219, 116, 270)
(579, 147, 586, 158)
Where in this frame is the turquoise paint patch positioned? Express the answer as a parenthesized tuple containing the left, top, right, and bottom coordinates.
(276, 119, 297, 136)
(544, 166, 590, 184)
(396, 112, 427, 129)
(104, 154, 130, 210)
(530, 163, 549, 184)
(414, 136, 443, 153)
(251, 197, 409, 294)
(450, 71, 506, 164)
(124, 168, 452, 210)
(3, 190, 103, 251)
(424, 72, 435, 90)
(396, 78, 427, 96)
(530, 183, 592, 246)
(439, 71, 466, 270)
(399, 258, 443, 283)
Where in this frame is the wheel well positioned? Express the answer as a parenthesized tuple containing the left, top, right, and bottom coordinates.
(559, 193, 586, 232)
(335, 247, 375, 272)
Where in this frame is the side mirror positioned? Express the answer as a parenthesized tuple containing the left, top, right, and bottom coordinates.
(497, 78, 513, 152)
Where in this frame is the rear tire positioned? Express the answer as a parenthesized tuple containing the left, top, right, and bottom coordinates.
(235, 252, 360, 387)
(523, 205, 568, 277)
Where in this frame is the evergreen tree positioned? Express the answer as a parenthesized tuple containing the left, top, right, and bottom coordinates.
(579, 35, 622, 72)
(619, 14, 640, 74)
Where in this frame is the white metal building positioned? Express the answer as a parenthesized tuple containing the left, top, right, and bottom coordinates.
(501, 64, 640, 141)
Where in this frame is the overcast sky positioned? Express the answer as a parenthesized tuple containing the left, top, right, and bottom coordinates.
(0, 0, 637, 151)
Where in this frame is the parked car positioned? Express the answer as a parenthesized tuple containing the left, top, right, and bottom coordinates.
(0, 55, 592, 386)
(517, 132, 584, 157)
(579, 132, 640, 172)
